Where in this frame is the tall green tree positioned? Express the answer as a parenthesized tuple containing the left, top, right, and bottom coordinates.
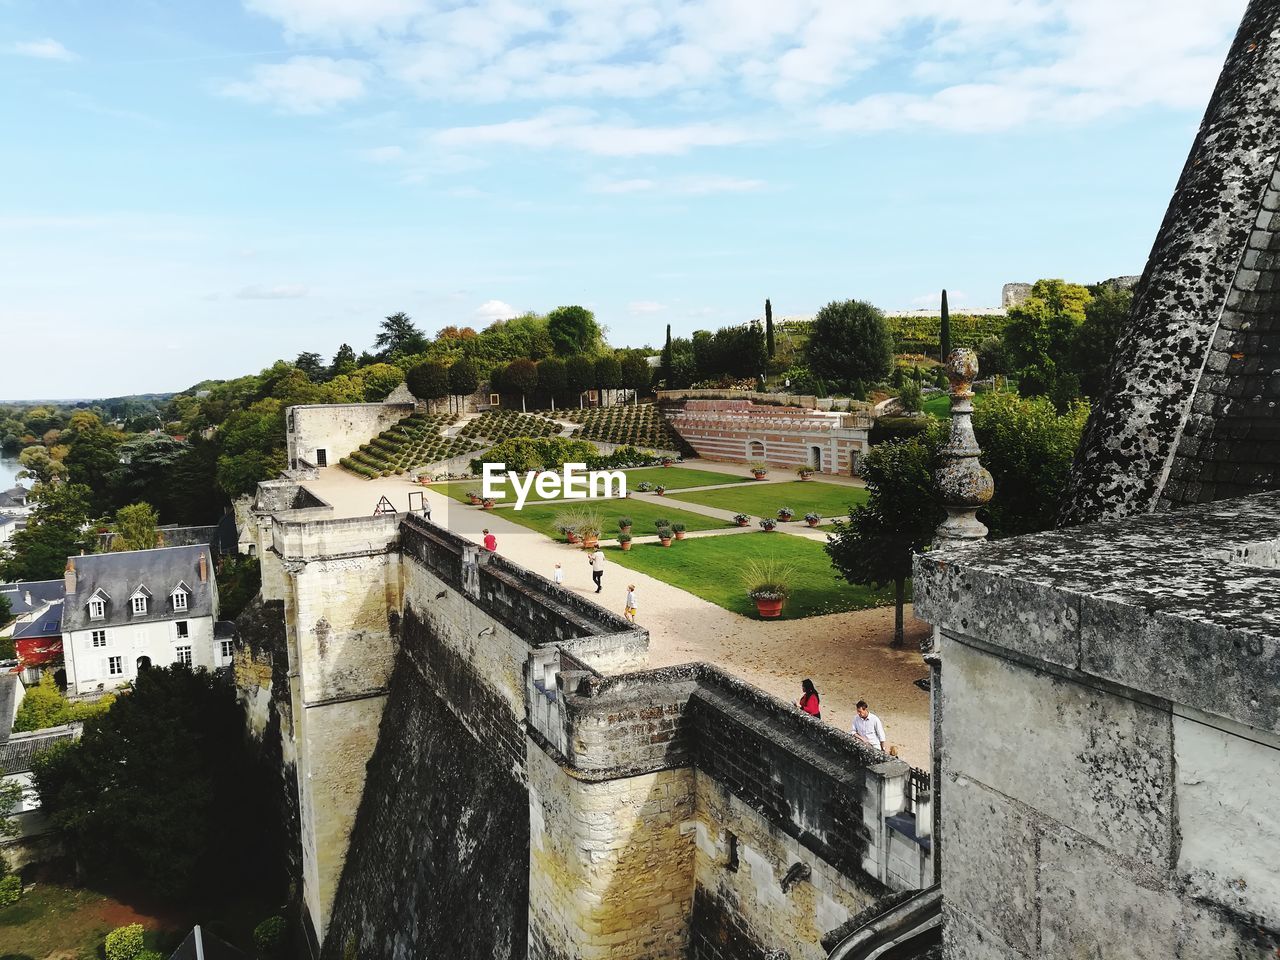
(660, 324, 673, 387)
(447, 358, 480, 414)
(546, 305, 601, 356)
(565, 355, 594, 408)
(620, 353, 651, 405)
(939, 289, 951, 362)
(108, 503, 160, 552)
(1002, 279, 1092, 409)
(17, 446, 65, 485)
(765, 299, 775, 359)
(405, 360, 450, 408)
(538, 357, 568, 410)
(504, 358, 539, 412)
(1073, 283, 1133, 401)
(62, 413, 121, 511)
(374, 311, 428, 359)
(32, 666, 278, 901)
(805, 300, 894, 397)
(972, 393, 1090, 538)
(826, 434, 943, 647)
(594, 354, 622, 407)
(1, 483, 92, 581)
(330, 343, 357, 378)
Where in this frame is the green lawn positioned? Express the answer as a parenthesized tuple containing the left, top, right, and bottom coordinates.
(667, 480, 869, 522)
(923, 393, 951, 420)
(428, 465, 747, 505)
(605, 534, 898, 619)
(496, 498, 729, 541)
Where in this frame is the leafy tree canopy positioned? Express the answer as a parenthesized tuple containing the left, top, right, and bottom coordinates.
(546, 305, 601, 356)
(405, 360, 450, 402)
(1, 483, 92, 581)
(1002, 278, 1092, 409)
(374, 311, 429, 360)
(805, 300, 894, 397)
(107, 502, 160, 552)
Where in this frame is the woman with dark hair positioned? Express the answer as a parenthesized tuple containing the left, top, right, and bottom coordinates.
(796, 679, 821, 720)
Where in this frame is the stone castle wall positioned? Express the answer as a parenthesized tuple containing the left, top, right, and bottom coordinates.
(285, 401, 415, 470)
(246, 504, 925, 959)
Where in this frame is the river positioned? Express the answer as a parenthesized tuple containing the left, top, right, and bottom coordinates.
(0, 455, 20, 491)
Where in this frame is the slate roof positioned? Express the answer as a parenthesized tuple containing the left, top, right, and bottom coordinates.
(0, 486, 29, 511)
(1062, 0, 1280, 523)
(168, 926, 249, 960)
(0, 579, 65, 618)
(11, 599, 62, 640)
(0, 725, 78, 774)
(62, 544, 216, 633)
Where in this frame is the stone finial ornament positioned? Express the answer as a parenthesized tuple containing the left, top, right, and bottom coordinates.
(934, 348, 993, 549)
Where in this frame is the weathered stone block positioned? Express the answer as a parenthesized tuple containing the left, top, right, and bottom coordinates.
(940, 776, 1038, 956)
(1038, 831, 1180, 960)
(944, 639, 1174, 863)
(942, 903, 1032, 960)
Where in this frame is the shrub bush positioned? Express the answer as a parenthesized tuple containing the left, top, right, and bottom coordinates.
(0, 874, 20, 907)
(869, 415, 932, 446)
(105, 923, 145, 960)
(136, 951, 165, 960)
(254, 915, 287, 957)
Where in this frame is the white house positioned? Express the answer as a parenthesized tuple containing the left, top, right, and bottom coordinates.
(60, 545, 231, 696)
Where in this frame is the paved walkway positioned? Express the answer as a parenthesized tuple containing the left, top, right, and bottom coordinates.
(301, 462, 929, 765)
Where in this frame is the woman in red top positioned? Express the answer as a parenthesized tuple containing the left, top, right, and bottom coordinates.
(796, 678, 821, 720)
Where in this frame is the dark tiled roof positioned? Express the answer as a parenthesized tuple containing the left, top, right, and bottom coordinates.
(0, 580, 65, 617)
(63, 545, 216, 633)
(1062, 1, 1280, 523)
(0, 725, 78, 774)
(11, 599, 62, 640)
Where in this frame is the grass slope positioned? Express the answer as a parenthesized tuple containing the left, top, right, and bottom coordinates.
(606, 534, 896, 619)
(668, 480, 869, 521)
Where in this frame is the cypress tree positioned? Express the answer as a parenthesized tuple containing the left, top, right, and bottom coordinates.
(940, 289, 951, 362)
(765, 298, 775, 358)
(660, 324, 673, 386)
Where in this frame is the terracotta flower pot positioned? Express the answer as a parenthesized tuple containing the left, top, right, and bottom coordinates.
(674, 531, 685, 540)
(583, 536, 599, 549)
(806, 519, 820, 528)
(567, 532, 580, 544)
(619, 525, 632, 536)
(659, 537, 672, 547)
(753, 472, 768, 481)
(482, 501, 495, 510)
(737, 520, 750, 527)
(468, 495, 480, 505)
(621, 541, 632, 551)
(754, 597, 784, 619)
(798, 473, 813, 481)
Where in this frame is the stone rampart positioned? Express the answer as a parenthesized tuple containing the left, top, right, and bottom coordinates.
(285, 401, 415, 470)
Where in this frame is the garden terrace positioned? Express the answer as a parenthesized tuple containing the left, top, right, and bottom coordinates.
(558, 404, 686, 452)
(458, 410, 562, 442)
(493, 498, 728, 541)
(340, 411, 480, 478)
(427, 465, 749, 504)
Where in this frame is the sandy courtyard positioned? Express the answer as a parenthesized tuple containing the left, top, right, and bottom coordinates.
(302, 464, 932, 766)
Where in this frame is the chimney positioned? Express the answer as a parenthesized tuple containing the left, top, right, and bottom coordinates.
(64, 558, 77, 594)
(198, 552, 208, 584)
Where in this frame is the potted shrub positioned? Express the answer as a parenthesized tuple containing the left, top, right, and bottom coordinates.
(637, 481, 653, 492)
(657, 526, 674, 547)
(805, 512, 822, 528)
(578, 511, 603, 549)
(655, 484, 667, 496)
(467, 490, 481, 505)
(618, 516, 633, 535)
(797, 466, 814, 480)
(733, 513, 751, 527)
(482, 498, 496, 510)
(619, 532, 633, 551)
(777, 506, 795, 522)
(661, 456, 675, 467)
(672, 521, 686, 540)
(758, 518, 777, 532)
(556, 508, 586, 543)
(742, 557, 794, 619)
(750, 462, 770, 480)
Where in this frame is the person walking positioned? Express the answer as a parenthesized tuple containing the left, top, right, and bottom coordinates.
(795, 679, 821, 720)
(587, 546, 605, 593)
(624, 584, 637, 623)
(482, 528, 497, 552)
(851, 700, 887, 751)
(552, 562, 564, 586)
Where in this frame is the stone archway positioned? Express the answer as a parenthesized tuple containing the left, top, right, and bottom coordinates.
(137, 655, 152, 672)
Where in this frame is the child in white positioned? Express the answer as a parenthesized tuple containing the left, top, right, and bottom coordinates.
(553, 562, 564, 586)
(624, 585, 638, 623)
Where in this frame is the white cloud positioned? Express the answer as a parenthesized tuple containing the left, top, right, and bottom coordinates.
(235, 284, 309, 299)
(8, 38, 76, 61)
(629, 300, 666, 315)
(221, 56, 370, 114)
(475, 299, 518, 322)
(360, 145, 405, 163)
(435, 108, 760, 158)
(243, 0, 427, 39)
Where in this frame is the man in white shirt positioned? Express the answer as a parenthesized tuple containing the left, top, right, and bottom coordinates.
(851, 700, 887, 751)
(587, 547, 605, 593)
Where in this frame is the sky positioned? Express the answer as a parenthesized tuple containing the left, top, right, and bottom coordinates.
(0, 0, 1250, 400)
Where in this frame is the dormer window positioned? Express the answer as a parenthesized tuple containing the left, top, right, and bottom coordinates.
(128, 585, 152, 616)
(173, 591, 188, 612)
(89, 599, 105, 620)
(132, 596, 148, 615)
(171, 581, 191, 613)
